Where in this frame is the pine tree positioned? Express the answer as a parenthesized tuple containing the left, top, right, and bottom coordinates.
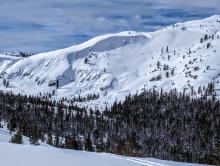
(84, 134, 94, 152)
(47, 132, 53, 145)
(166, 71, 169, 78)
(157, 61, 160, 69)
(166, 46, 169, 53)
(65, 136, 79, 150)
(204, 34, 208, 40)
(171, 68, 175, 76)
(29, 126, 39, 145)
(207, 43, 211, 49)
(10, 130, 23, 144)
(56, 80, 59, 89)
(29, 134, 39, 145)
(200, 38, 203, 43)
(3, 78, 9, 88)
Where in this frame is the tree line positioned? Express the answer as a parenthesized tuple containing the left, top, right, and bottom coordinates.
(0, 87, 219, 165)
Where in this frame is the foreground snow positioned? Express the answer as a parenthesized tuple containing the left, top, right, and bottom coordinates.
(0, 127, 211, 166)
(0, 127, 48, 146)
(0, 142, 210, 166)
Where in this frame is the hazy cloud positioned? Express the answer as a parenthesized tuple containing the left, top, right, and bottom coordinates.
(0, 0, 219, 52)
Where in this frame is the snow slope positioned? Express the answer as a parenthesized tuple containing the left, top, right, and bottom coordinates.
(0, 16, 220, 108)
(0, 53, 20, 74)
(0, 142, 210, 166)
(0, 127, 211, 166)
(0, 124, 48, 146)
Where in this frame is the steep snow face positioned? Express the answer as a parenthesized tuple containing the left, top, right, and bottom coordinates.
(2, 32, 149, 99)
(1, 16, 220, 108)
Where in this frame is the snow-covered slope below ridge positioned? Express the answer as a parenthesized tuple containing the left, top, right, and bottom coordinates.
(1, 15, 220, 108)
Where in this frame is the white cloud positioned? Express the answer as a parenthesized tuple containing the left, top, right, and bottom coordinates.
(0, 0, 219, 52)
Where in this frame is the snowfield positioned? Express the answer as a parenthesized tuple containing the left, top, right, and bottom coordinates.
(0, 127, 210, 166)
(0, 142, 210, 166)
(0, 15, 220, 109)
(0, 127, 48, 146)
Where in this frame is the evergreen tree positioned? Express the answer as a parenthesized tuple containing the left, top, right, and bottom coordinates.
(47, 132, 53, 145)
(10, 130, 23, 144)
(84, 134, 94, 152)
(0, 83, 219, 165)
(166, 46, 169, 53)
(56, 80, 59, 89)
(166, 71, 169, 78)
(29, 126, 39, 145)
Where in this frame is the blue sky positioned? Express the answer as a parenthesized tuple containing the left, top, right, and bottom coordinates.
(0, 0, 219, 53)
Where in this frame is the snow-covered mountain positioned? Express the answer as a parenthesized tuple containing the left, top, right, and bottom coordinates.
(1, 15, 220, 108)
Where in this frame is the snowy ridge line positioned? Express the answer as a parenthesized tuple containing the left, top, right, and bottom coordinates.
(0, 15, 219, 109)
